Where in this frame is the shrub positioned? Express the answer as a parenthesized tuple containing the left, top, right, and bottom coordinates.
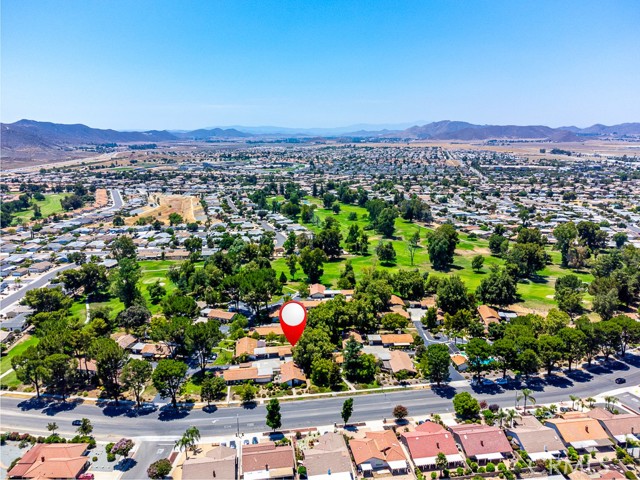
(8, 457, 22, 471)
(457, 467, 464, 476)
(625, 471, 637, 480)
(431, 472, 438, 480)
(147, 458, 172, 479)
(486, 462, 496, 472)
(92, 456, 98, 462)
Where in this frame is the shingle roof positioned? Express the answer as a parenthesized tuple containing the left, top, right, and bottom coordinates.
(402, 422, 459, 458)
(241, 442, 295, 474)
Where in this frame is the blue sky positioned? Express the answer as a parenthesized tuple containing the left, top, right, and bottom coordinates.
(2, 0, 639, 130)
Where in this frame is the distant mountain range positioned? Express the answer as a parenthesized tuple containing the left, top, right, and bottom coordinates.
(2, 118, 639, 163)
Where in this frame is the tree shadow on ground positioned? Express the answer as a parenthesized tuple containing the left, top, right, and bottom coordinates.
(42, 398, 82, 416)
(241, 401, 257, 410)
(157, 404, 193, 421)
(565, 370, 593, 383)
(114, 458, 137, 472)
(544, 375, 573, 389)
(432, 385, 457, 399)
(203, 404, 218, 414)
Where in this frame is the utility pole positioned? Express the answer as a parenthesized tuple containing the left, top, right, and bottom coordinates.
(236, 414, 240, 437)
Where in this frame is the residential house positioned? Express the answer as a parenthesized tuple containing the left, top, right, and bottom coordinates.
(545, 412, 613, 452)
(349, 430, 409, 476)
(279, 361, 306, 387)
(401, 421, 464, 470)
(380, 333, 414, 348)
(208, 308, 237, 323)
(449, 424, 513, 464)
(451, 355, 467, 372)
(506, 415, 567, 461)
(303, 432, 355, 480)
(477, 305, 500, 331)
(7, 443, 90, 479)
(384, 350, 417, 377)
(587, 409, 640, 444)
(241, 442, 295, 480)
(182, 445, 237, 480)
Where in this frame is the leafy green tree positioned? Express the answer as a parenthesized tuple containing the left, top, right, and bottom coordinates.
(537, 334, 565, 375)
(422, 343, 450, 385)
(111, 235, 137, 261)
(147, 281, 167, 304)
(238, 382, 257, 403)
(489, 233, 509, 256)
(376, 241, 397, 264)
(121, 359, 152, 408)
(613, 232, 628, 249)
(12, 345, 50, 398)
(45, 353, 77, 401)
(592, 288, 619, 320)
(342, 336, 363, 382)
(577, 221, 607, 253)
(285, 254, 298, 280)
(427, 224, 459, 270)
(152, 359, 188, 408)
(492, 338, 517, 378)
(168, 213, 184, 226)
(266, 398, 282, 431)
(163, 294, 199, 319)
(407, 230, 421, 266)
(186, 321, 223, 374)
(612, 314, 640, 356)
(337, 261, 356, 289)
(517, 349, 540, 379)
(375, 207, 398, 238)
(341, 398, 354, 424)
(465, 338, 492, 380)
(471, 255, 484, 272)
(111, 258, 142, 307)
(315, 221, 343, 258)
(555, 274, 585, 315)
(436, 276, 471, 315)
(298, 247, 328, 283)
(453, 392, 480, 419)
(90, 338, 128, 404)
(506, 242, 546, 278)
(476, 267, 517, 307)
(381, 312, 409, 331)
(310, 357, 341, 389)
(558, 328, 586, 371)
(22, 287, 72, 313)
(292, 328, 335, 373)
(117, 304, 151, 331)
(200, 376, 226, 405)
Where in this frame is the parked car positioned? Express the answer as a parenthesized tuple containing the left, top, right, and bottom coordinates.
(615, 377, 626, 384)
(72, 420, 83, 426)
(229, 440, 237, 449)
(495, 377, 511, 385)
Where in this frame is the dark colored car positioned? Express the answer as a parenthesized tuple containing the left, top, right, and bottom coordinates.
(615, 377, 626, 384)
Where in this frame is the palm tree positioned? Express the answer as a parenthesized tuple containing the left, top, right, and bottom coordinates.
(176, 426, 201, 460)
(506, 409, 520, 428)
(46, 422, 58, 435)
(604, 396, 619, 412)
(496, 409, 507, 428)
(517, 388, 536, 413)
(585, 397, 596, 409)
(569, 395, 580, 411)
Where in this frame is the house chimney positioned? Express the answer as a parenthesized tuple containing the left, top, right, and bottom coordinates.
(437, 442, 440, 448)
(585, 426, 589, 433)
(481, 440, 484, 447)
(41, 456, 45, 462)
(265, 464, 269, 471)
(212, 470, 216, 478)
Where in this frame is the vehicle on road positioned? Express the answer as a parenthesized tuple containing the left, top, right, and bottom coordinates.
(615, 378, 626, 384)
(495, 377, 511, 386)
(72, 420, 82, 426)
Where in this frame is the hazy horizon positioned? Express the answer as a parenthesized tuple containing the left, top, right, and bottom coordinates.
(2, 0, 639, 130)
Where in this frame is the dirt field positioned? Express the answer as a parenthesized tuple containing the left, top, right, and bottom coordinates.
(126, 194, 204, 225)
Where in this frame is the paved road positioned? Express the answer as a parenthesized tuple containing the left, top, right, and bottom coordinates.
(0, 264, 75, 313)
(260, 221, 286, 248)
(109, 189, 124, 210)
(2, 356, 637, 440)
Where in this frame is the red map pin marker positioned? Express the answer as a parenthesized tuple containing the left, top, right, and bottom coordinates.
(279, 300, 307, 346)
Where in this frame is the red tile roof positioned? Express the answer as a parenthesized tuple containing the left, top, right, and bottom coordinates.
(8, 443, 89, 479)
(402, 423, 459, 458)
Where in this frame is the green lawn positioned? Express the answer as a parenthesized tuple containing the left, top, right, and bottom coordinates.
(70, 260, 184, 320)
(1, 336, 39, 374)
(12, 194, 70, 224)
(273, 196, 594, 312)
